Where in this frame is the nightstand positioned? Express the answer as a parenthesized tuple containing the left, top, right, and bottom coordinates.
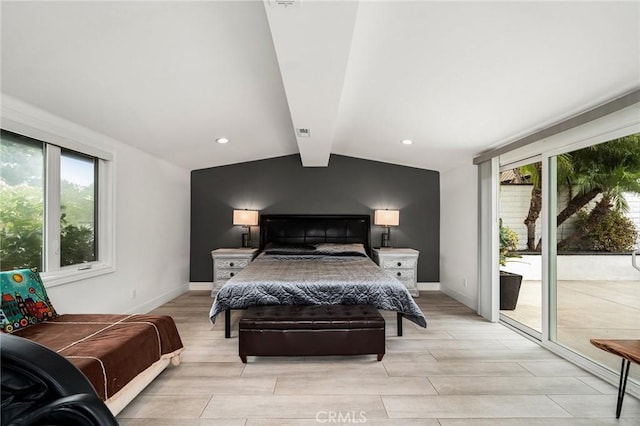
(210, 248, 259, 297)
(372, 248, 420, 297)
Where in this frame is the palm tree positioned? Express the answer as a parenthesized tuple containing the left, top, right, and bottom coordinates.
(519, 154, 572, 251)
(556, 134, 640, 249)
(521, 162, 542, 251)
(515, 133, 640, 251)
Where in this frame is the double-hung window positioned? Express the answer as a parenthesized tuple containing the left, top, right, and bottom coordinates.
(0, 129, 113, 285)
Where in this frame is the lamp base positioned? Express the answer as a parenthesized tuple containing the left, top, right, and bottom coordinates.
(241, 233, 251, 248)
(381, 232, 390, 248)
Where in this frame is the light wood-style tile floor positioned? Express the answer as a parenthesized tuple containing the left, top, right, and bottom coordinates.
(503, 279, 640, 383)
(116, 291, 640, 425)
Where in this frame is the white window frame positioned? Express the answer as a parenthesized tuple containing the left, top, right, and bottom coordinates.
(1, 96, 116, 287)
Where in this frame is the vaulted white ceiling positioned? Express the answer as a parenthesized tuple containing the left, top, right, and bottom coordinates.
(2, 1, 639, 172)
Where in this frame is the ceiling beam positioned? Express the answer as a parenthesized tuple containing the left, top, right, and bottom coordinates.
(263, 0, 359, 166)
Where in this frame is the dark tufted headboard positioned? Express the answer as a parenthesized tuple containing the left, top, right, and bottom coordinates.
(259, 215, 371, 256)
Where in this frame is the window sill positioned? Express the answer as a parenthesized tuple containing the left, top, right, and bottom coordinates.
(41, 263, 115, 288)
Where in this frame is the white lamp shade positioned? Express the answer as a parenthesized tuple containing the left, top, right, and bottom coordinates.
(233, 210, 259, 226)
(374, 210, 399, 226)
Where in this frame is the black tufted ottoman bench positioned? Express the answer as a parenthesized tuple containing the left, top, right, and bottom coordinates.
(238, 305, 385, 363)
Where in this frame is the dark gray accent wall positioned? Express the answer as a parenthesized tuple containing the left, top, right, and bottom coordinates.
(190, 154, 439, 282)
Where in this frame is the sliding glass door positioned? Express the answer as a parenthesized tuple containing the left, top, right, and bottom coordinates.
(499, 160, 543, 336)
(549, 134, 640, 383)
(497, 132, 640, 387)
(481, 96, 640, 396)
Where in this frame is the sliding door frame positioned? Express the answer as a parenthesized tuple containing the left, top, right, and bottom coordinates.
(477, 92, 640, 398)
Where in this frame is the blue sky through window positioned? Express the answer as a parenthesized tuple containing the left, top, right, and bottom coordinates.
(61, 154, 93, 187)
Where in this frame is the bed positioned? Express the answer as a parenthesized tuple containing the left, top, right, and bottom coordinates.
(11, 313, 184, 415)
(1, 269, 184, 416)
(209, 214, 427, 337)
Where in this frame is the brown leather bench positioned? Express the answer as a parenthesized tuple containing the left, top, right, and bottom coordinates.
(239, 305, 385, 363)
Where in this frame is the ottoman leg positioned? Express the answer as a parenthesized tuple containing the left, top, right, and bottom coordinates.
(240, 355, 247, 363)
(377, 353, 384, 361)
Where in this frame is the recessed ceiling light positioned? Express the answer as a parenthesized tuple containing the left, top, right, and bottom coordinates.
(401, 139, 413, 145)
(216, 138, 229, 144)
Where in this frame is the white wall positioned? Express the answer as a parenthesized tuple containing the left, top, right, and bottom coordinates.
(1, 96, 191, 314)
(440, 163, 478, 310)
(500, 185, 640, 251)
(503, 254, 639, 281)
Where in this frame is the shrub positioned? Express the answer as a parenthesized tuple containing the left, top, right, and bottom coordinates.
(499, 219, 521, 266)
(569, 209, 638, 252)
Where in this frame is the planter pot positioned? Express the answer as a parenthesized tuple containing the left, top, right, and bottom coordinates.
(500, 271, 523, 310)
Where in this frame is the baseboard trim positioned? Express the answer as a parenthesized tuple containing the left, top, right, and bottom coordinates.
(127, 283, 190, 313)
(190, 282, 213, 291)
(418, 282, 440, 291)
(440, 286, 476, 310)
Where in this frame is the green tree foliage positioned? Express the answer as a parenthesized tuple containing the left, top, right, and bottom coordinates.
(520, 162, 542, 251)
(0, 134, 43, 187)
(558, 134, 640, 222)
(517, 154, 572, 251)
(514, 133, 640, 253)
(557, 134, 640, 250)
(1, 182, 95, 271)
(499, 219, 521, 267)
(0, 182, 44, 270)
(61, 180, 95, 228)
(59, 180, 96, 266)
(1, 131, 95, 271)
(60, 214, 95, 266)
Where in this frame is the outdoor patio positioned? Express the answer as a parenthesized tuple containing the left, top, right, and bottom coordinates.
(503, 279, 640, 382)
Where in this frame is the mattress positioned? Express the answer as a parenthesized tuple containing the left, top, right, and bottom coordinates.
(13, 313, 184, 400)
(209, 253, 427, 327)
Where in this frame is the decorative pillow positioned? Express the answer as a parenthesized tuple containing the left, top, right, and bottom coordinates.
(314, 243, 368, 257)
(263, 242, 317, 255)
(0, 269, 58, 333)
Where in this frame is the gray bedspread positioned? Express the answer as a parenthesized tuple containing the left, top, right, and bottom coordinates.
(209, 254, 427, 327)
